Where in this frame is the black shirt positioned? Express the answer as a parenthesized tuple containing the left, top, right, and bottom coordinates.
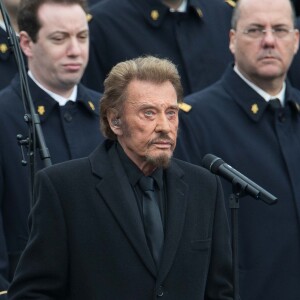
(116, 142, 166, 227)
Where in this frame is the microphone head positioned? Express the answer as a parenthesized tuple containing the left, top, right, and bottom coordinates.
(202, 154, 224, 174)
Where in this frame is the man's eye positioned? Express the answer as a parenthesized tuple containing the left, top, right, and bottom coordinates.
(144, 111, 154, 117)
(275, 28, 288, 33)
(167, 110, 177, 117)
(248, 28, 260, 34)
(52, 36, 64, 42)
(79, 35, 88, 41)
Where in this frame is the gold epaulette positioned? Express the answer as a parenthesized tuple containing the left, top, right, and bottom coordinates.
(178, 102, 192, 113)
(225, 0, 237, 8)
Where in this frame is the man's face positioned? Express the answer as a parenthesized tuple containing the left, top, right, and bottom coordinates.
(229, 0, 299, 86)
(114, 80, 179, 174)
(20, 3, 89, 97)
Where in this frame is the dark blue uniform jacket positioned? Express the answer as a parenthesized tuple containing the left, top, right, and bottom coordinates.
(0, 75, 104, 294)
(82, 0, 234, 95)
(175, 65, 300, 300)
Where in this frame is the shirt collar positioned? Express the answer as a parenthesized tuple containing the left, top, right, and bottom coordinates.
(234, 65, 286, 106)
(0, 21, 5, 31)
(28, 70, 78, 106)
(169, 0, 188, 12)
(116, 142, 163, 190)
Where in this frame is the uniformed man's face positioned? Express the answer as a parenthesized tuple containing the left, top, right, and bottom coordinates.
(229, 0, 299, 87)
(112, 80, 179, 175)
(20, 3, 89, 98)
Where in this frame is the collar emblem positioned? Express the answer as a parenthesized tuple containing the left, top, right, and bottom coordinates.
(151, 10, 159, 21)
(251, 103, 259, 114)
(88, 101, 95, 111)
(37, 105, 45, 116)
(0, 43, 8, 54)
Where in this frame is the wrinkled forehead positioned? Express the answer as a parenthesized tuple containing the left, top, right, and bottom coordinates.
(124, 80, 178, 108)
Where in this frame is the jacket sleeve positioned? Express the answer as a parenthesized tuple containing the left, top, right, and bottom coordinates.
(8, 170, 68, 300)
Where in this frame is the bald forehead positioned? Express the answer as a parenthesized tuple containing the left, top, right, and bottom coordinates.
(238, 0, 293, 16)
(235, 0, 294, 26)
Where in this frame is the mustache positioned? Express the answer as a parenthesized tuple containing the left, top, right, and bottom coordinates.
(257, 50, 281, 60)
(149, 133, 175, 146)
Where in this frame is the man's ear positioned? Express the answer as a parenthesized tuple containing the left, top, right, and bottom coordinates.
(107, 110, 123, 136)
(293, 29, 300, 55)
(229, 29, 236, 55)
(19, 31, 34, 58)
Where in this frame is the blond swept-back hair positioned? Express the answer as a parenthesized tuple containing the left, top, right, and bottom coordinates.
(100, 56, 183, 140)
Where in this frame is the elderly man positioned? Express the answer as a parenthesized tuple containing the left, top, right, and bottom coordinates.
(8, 56, 233, 300)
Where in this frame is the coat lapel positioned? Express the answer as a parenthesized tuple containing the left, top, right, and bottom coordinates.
(89, 143, 189, 280)
(157, 160, 188, 282)
(89, 142, 157, 276)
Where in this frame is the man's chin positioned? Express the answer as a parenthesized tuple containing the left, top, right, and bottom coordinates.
(258, 65, 283, 77)
(145, 152, 172, 169)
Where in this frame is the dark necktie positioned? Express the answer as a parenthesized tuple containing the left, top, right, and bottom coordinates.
(139, 176, 164, 267)
(269, 98, 282, 110)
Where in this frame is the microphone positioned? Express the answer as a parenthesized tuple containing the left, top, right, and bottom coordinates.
(202, 154, 277, 205)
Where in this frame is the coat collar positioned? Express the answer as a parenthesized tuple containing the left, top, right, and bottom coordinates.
(10, 74, 99, 122)
(89, 140, 189, 280)
(0, 26, 11, 61)
(131, 0, 204, 28)
(221, 65, 300, 122)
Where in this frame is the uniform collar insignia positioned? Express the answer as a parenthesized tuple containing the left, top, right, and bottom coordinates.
(179, 102, 192, 112)
(86, 13, 93, 22)
(251, 103, 259, 114)
(88, 101, 95, 111)
(195, 8, 203, 18)
(0, 43, 8, 54)
(150, 9, 160, 21)
(37, 105, 46, 116)
(225, 0, 236, 8)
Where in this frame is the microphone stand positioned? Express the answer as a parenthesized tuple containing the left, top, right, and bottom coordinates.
(0, 0, 52, 205)
(228, 178, 245, 300)
(228, 177, 276, 300)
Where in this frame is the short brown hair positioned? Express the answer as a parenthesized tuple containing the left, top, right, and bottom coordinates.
(17, 0, 88, 42)
(100, 56, 183, 140)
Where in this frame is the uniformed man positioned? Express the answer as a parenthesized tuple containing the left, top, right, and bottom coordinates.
(0, 0, 104, 296)
(81, 0, 235, 96)
(175, 0, 300, 299)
